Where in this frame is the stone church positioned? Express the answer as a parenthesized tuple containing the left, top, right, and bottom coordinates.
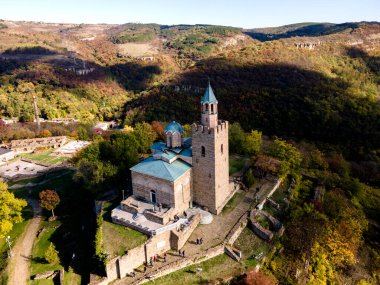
(112, 83, 232, 236)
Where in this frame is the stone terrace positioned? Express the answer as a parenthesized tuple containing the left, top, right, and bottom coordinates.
(113, 177, 279, 285)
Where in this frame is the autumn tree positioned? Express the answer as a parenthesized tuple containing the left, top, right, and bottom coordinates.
(45, 242, 60, 264)
(39, 190, 60, 218)
(151, 121, 165, 140)
(0, 179, 27, 238)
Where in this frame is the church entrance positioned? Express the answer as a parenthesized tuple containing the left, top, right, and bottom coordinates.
(150, 190, 157, 204)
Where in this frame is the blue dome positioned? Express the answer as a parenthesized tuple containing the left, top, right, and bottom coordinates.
(165, 121, 184, 134)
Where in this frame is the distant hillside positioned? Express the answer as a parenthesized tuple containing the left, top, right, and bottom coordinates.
(244, 22, 376, 41)
(0, 20, 379, 152)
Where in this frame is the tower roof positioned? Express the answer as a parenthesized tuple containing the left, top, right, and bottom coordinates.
(165, 121, 184, 134)
(201, 82, 218, 104)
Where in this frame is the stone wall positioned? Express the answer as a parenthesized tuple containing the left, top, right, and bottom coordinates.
(131, 170, 192, 217)
(192, 121, 230, 214)
(170, 214, 201, 250)
(105, 230, 172, 281)
(5, 136, 67, 153)
(132, 245, 225, 285)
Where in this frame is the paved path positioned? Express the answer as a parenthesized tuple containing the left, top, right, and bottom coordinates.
(115, 178, 278, 284)
(7, 199, 42, 285)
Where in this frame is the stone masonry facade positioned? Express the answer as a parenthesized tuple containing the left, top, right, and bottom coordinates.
(192, 120, 230, 214)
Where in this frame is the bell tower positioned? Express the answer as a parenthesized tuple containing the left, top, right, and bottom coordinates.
(192, 82, 230, 214)
(201, 82, 218, 128)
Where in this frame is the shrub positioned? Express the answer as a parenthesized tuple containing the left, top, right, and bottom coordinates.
(45, 242, 60, 264)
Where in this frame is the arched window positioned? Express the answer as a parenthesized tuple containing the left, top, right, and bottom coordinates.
(221, 144, 223, 154)
(205, 103, 209, 112)
(211, 104, 214, 113)
(201, 146, 205, 157)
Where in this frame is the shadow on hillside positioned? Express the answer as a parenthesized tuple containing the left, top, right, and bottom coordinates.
(346, 47, 380, 79)
(244, 22, 359, 41)
(124, 59, 380, 153)
(0, 45, 162, 91)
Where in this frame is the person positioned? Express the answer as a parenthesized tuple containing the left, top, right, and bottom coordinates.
(182, 250, 185, 257)
(200, 238, 203, 245)
(144, 266, 147, 273)
(183, 211, 188, 218)
(164, 253, 167, 262)
(178, 249, 181, 256)
(153, 255, 157, 262)
(196, 238, 199, 245)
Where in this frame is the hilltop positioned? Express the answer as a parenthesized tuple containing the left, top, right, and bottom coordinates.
(0, 20, 379, 152)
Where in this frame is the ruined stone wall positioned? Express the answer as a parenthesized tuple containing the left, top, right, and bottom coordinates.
(7, 136, 67, 153)
(192, 121, 230, 214)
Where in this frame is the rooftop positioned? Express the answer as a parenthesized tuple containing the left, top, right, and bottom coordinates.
(201, 82, 218, 104)
(130, 156, 191, 181)
(165, 121, 184, 134)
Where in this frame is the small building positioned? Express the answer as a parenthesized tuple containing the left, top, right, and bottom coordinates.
(0, 148, 15, 164)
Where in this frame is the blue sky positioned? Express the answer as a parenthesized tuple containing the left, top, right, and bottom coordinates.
(0, 0, 379, 28)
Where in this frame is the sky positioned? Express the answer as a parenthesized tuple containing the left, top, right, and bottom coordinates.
(0, 0, 379, 28)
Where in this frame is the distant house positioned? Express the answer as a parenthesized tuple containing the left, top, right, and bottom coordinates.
(0, 148, 15, 164)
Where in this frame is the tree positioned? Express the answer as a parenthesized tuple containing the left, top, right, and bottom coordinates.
(39, 190, 60, 218)
(229, 122, 246, 154)
(151, 121, 165, 140)
(244, 168, 255, 188)
(45, 242, 60, 264)
(132, 122, 157, 153)
(244, 130, 262, 156)
(0, 179, 27, 238)
(268, 138, 302, 175)
(74, 159, 118, 194)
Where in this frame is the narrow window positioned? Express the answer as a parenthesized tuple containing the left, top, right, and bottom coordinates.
(205, 103, 209, 111)
(221, 144, 223, 154)
(150, 190, 157, 204)
(211, 104, 214, 113)
(201, 146, 205, 157)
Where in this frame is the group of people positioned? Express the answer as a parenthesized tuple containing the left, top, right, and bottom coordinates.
(196, 237, 203, 245)
(178, 249, 186, 257)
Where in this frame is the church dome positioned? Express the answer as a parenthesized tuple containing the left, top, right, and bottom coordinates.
(165, 121, 184, 134)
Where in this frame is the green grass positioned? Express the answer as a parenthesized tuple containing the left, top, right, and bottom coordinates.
(100, 200, 148, 257)
(8, 170, 74, 199)
(222, 190, 246, 214)
(102, 221, 148, 257)
(30, 221, 63, 276)
(146, 254, 242, 285)
(63, 268, 81, 285)
(0, 205, 33, 272)
(20, 149, 68, 165)
(229, 156, 245, 175)
(234, 228, 270, 268)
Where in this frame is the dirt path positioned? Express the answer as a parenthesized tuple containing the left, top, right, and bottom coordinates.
(7, 199, 42, 285)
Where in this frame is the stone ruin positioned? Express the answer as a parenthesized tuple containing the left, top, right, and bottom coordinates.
(4, 136, 67, 154)
(248, 209, 283, 241)
(294, 41, 321, 50)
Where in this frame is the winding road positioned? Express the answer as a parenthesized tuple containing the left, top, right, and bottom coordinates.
(7, 199, 42, 285)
